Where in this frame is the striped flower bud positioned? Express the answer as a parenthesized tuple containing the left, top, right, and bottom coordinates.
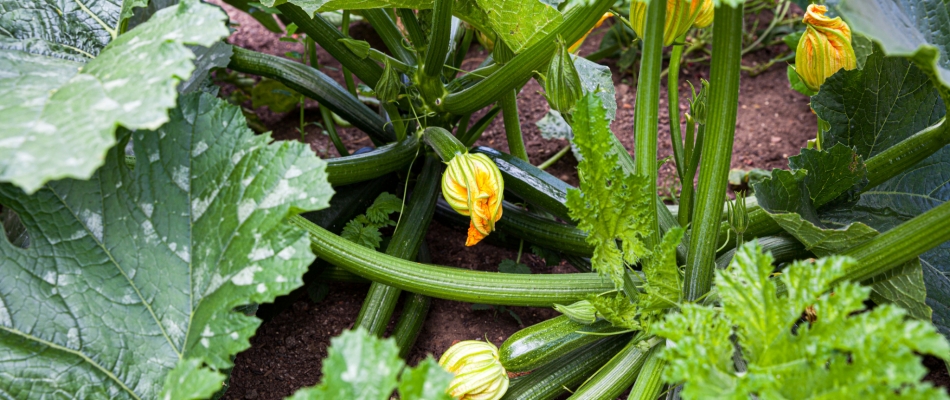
(439, 340, 509, 400)
(630, 0, 703, 46)
(375, 59, 401, 103)
(795, 4, 856, 92)
(442, 152, 504, 246)
(554, 300, 599, 324)
(544, 37, 583, 114)
(693, 0, 713, 29)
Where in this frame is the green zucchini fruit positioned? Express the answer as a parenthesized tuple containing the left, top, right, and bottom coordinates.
(391, 241, 433, 359)
(472, 146, 572, 221)
(567, 336, 654, 400)
(500, 315, 626, 372)
(502, 334, 630, 400)
(228, 47, 393, 144)
(434, 199, 594, 256)
(715, 234, 810, 270)
(326, 135, 419, 186)
(290, 216, 622, 306)
(355, 156, 441, 335)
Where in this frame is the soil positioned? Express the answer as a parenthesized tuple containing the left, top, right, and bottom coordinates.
(211, 3, 950, 399)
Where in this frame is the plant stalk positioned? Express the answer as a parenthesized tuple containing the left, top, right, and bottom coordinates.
(684, 3, 744, 301)
(422, 0, 453, 78)
(626, 342, 667, 400)
(668, 36, 687, 180)
(362, 9, 417, 66)
(633, 0, 667, 247)
(501, 90, 529, 161)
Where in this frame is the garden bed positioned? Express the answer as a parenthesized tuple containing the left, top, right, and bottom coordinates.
(208, 4, 926, 399)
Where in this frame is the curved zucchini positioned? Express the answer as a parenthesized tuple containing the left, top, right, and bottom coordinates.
(326, 136, 419, 186)
(500, 315, 626, 372)
(228, 47, 393, 144)
(392, 238, 434, 358)
(435, 199, 594, 257)
(715, 234, 811, 270)
(289, 216, 622, 307)
(472, 146, 573, 221)
(567, 336, 653, 400)
(276, 3, 383, 86)
(502, 334, 630, 400)
(355, 156, 441, 335)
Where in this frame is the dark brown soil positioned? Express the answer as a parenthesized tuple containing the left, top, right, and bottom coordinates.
(211, 3, 949, 399)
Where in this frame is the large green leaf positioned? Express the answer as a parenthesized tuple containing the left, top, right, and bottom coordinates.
(0, 0, 229, 193)
(770, 213, 930, 320)
(812, 48, 945, 158)
(475, 0, 562, 53)
(0, 92, 333, 398)
(838, 0, 950, 94)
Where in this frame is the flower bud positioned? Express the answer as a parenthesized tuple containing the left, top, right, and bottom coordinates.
(544, 37, 583, 114)
(630, 0, 703, 46)
(442, 153, 504, 246)
(439, 340, 509, 400)
(795, 4, 857, 92)
(693, 0, 713, 29)
(554, 300, 599, 324)
(375, 59, 401, 103)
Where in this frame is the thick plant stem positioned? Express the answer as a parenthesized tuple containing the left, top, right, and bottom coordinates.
(841, 200, 950, 284)
(278, 4, 382, 86)
(684, 3, 744, 301)
(362, 9, 416, 66)
(422, 0, 452, 78)
(668, 37, 687, 180)
(627, 342, 667, 400)
(341, 11, 357, 96)
(321, 106, 349, 156)
(290, 217, 618, 306)
(396, 9, 427, 51)
(633, 0, 666, 247)
(441, 0, 613, 114)
(501, 91, 529, 161)
(355, 157, 441, 335)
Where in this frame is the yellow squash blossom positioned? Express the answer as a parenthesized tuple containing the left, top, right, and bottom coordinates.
(630, 0, 704, 46)
(439, 340, 509, 400)
(795, 4, 857, 92)
(442, 152, 504, 246)
(693, 0, 713, 28)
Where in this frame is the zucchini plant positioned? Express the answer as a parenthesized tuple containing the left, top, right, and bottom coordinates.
(3, 0, 950, 398)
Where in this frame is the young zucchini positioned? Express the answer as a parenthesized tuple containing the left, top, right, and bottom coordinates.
(354, 156, 441, 335)
(290, 216, 621, 306)
(500, 315, 627, 372)
(326, 135, 419, 186)
(567, 336, 655, 400)
(502, 334, 630, 400)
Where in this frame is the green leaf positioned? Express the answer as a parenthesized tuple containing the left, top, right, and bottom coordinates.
(341, 219, 384, 249)
(475, 0, 563, 53)
(0, 92, 332, 398)
(566, 93, 652, 288)
(287, 328, 404, 400)
(657, 241, 950, 400)
(180, 42, 235, 94)
(812, 48, 945, 159)
(499, 259, 531, 274)
(398, 357, 455, 400)
(753, 144, 867, 217)
(588, 293, 640, 330)
(573, 56, 616, 120)
(252, 78, 302, 113)
(771, 212, 930, 321)
(787, 65, 817, 97)
(0, 0, 229, 193)
(838, 0, 950, 94)
(364, 192, 402, 226)
(158, 359, 226, 400)
(640, 228, 684, 312)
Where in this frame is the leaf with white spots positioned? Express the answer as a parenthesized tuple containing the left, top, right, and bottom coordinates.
(0, 92, 333, 398)
(0, 0, 229, 193)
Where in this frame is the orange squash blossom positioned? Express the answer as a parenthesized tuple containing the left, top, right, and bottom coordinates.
(442, 152, 504, 246)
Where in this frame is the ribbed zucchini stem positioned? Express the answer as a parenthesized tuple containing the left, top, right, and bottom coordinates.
(633, 0, 666, 247)
(501, 90, 529, 161)
(684, 3, 744, 301)
(362, 9, 417, 66)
